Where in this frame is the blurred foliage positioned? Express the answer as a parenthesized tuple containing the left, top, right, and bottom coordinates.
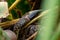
(0, 28, 3, 40)
(7, 0, 31, 19)
(0, 28, 10, 40)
